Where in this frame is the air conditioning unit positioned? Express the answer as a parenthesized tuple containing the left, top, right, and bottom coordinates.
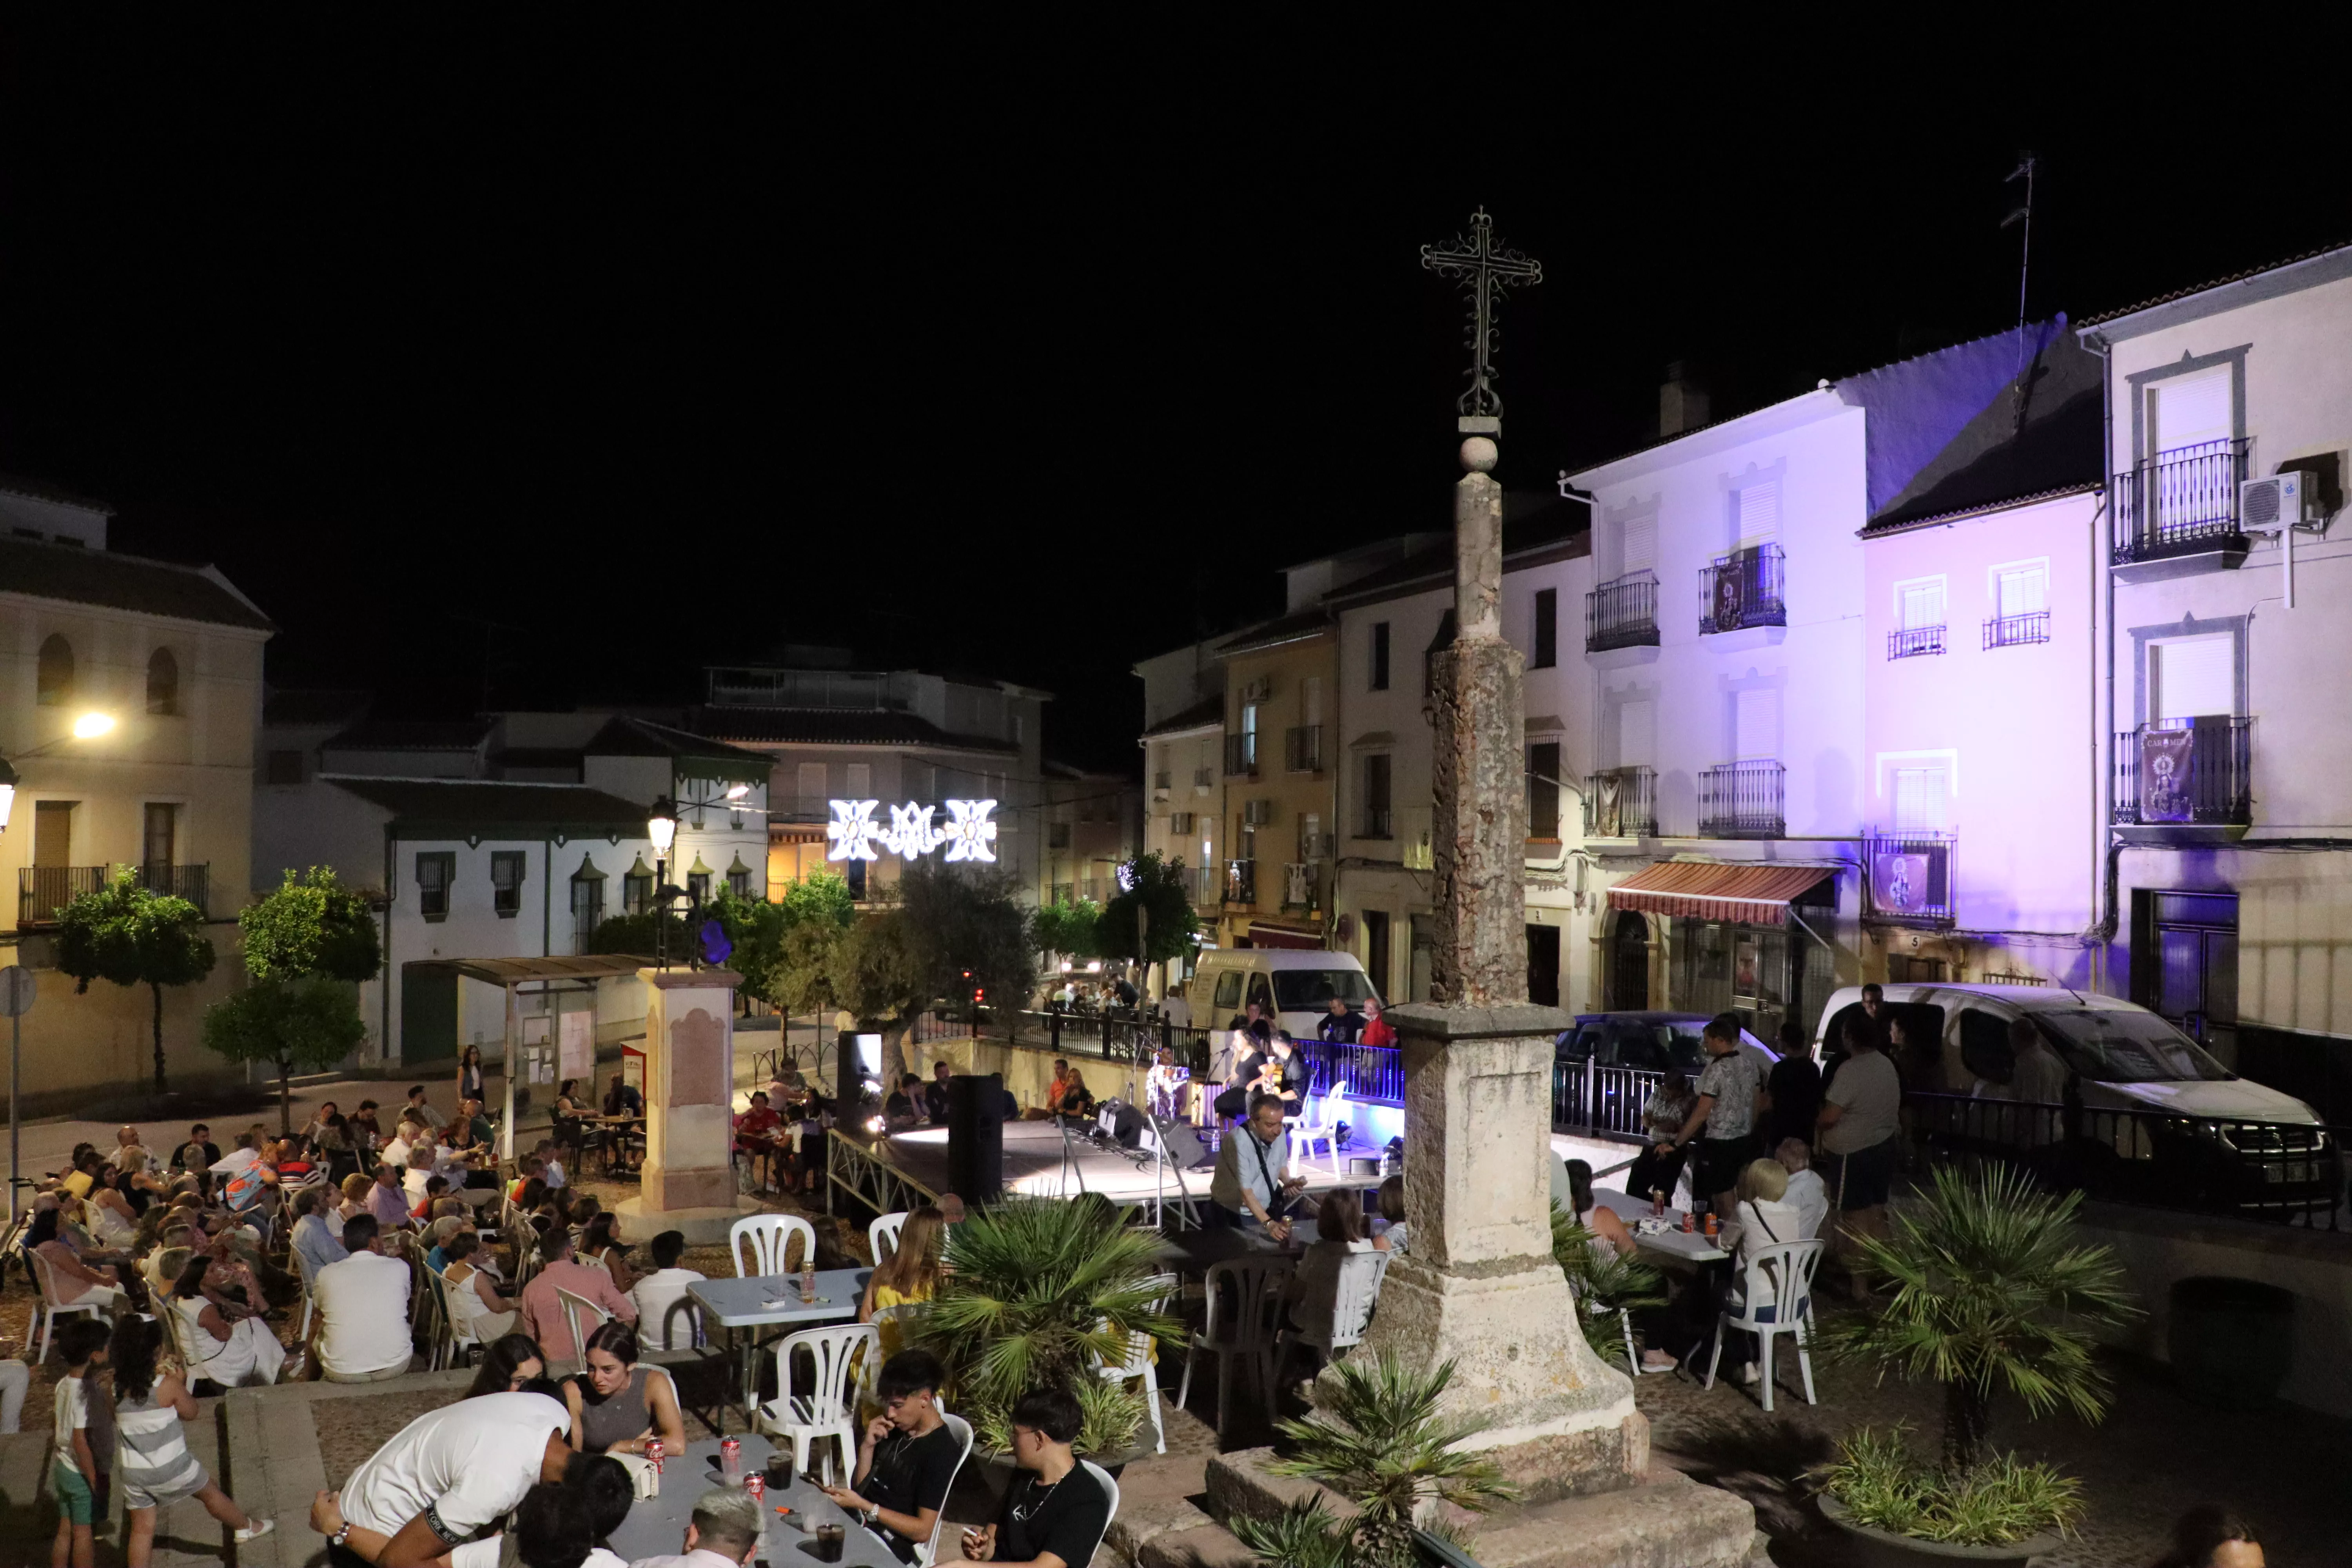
(1298, 831, 1330, 859)
(1170, 812, 1194, 835)
(1240, 677, 1272, 704)
(2241, 471, 2322, 529)
(1243, 799, 1275, 826)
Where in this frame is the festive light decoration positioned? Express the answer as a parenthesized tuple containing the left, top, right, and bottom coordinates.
(828, 799, 998, 864)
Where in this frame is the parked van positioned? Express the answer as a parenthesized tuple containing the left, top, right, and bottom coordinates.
(1813, 982, 2335, 1210)
(1165, 948, 1379, 1042)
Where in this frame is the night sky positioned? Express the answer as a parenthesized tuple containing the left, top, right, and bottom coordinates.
(4, 22, 2345, 770)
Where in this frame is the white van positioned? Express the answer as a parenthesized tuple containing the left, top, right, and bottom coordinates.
(1166, 948, 1379, 1042)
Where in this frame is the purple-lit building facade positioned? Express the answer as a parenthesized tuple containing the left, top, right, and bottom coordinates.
(2082, 243, 2352, 1087)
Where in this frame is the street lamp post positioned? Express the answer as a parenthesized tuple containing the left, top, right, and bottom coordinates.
(646, 783, 753, 969)
(0, 712, 119, 834)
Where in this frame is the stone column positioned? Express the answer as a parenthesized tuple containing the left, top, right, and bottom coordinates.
(1316, 436, 1644, 1502)
(617, 967, 762, 1245)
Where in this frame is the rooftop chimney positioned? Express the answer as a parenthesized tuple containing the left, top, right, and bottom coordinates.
(1659, 361, 1710, 438)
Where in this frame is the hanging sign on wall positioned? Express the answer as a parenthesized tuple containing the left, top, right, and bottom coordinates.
(827, 799, 998, 863)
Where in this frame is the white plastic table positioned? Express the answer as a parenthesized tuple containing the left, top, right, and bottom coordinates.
(603, 1433, 901, 1566)
(687, 1268, 871, 1420)
(1592, 1187, 1729, 1264)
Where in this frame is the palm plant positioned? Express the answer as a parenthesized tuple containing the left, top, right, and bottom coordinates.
(1820, 1164, 2137, 1472)
(1230, 1354, 1514, 1568)
(1549, 1206, 1667, 1370)
(917, 1197, 1180, 1456)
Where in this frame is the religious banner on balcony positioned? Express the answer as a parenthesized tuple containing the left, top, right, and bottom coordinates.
(1871, 851, 1932, 918)
(1713, 566, 1744, 632)
(1591, 771, 1624, 837)
(2140, 727, 2196, 822)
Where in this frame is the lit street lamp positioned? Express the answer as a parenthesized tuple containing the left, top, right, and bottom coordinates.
(645, 783, 755, 969)
(0, 713, 120, 832)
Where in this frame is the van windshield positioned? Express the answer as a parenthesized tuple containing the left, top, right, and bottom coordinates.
(1273, 969, 1377, 1011)
(2032, 1009, 2234, 1083)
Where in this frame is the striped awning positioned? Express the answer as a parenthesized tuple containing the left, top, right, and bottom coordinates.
(1606, 861, 1834, 926)
(1245, 922, 1325, 950)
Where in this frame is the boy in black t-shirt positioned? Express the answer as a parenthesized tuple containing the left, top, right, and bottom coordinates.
(962, 1387, 1113, 1568)
(822, 1350, 962, 1563)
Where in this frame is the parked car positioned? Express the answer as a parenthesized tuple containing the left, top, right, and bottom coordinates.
(1814, 982, 2336, 1213)
(1164, 947, 1379, 1044)
(1554, 1011, 1778, 1138)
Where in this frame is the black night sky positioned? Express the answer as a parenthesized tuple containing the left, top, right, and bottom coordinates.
(3, 21, 2346, 770)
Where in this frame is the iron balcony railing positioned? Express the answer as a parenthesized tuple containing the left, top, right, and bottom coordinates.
(1908, 1091, 2343, 1230)
(1192, 866, 1220, 902)
(2111, 437, 2250, 565)
(1697, 760, 1785, 838)
(1583, 766, 1657, 837)
(1887, 624, 1945, 659)
(1192, 766, 1216, 791)
(1285, 724, 1323, 773)
(1223, 731, 1258, 777)
(1585, 569, 1660, 653)
(2114, 719, 2252, 827)
(1359, 807, 1393, 840)
(1049, 881, 1075, 906)
(1983, 610, 2051, 649)
(1295, 1039, 1404, 1106)
(1152, 769, 1172, 793)
(1699, 544, 1786, 635)
(1551, 1059, 1677, 1140)
(1862, 829, 1955, 926)
(1225, 858, 1256, 905)
(1280, 861, 1318, 910)
(18, 862, 209, 926)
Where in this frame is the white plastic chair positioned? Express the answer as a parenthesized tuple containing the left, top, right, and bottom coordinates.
(1273, 1249, 1388, 1387)
(1094, 1272, 1176, 1455)
(1176, 1256, 1293, 1442)
(1292, 1094, 1346, 1179)
(556, 1283, 613, 1368)
(755, 1322, 875, 1483)
(912, 1412, 975, 1566)
(1072, 1461, 1121, 1566)
(28, 1249, 114, 1364)
(432, 1268, 489, 1370)
(868, 1210, 909, 1266)
(163, 1296, 227, 1390)
(731, 1213, 817, 1278)
(1703, 1238, 1823, 1412)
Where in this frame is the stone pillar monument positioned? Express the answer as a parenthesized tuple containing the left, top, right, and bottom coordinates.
(1315, 435, 1646, 1499)
(616, 967, 763, 1245)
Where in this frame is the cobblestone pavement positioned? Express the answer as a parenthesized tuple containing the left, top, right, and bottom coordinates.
(1633, 1305, 2348, 1568)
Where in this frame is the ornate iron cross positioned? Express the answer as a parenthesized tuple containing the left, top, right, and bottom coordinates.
(1421, 208, 1543, 421)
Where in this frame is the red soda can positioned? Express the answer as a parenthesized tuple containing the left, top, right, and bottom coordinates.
(722, 1437, 742, 1477)
(645, 1437, 665, 1471)
(1680, 1210, 1694, 1234)
(1651, 1190, 1666, 1218)
(746, 1472, 766, 1503)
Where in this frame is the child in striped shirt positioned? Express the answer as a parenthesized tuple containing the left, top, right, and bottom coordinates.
(106, 1314, 273, 1566)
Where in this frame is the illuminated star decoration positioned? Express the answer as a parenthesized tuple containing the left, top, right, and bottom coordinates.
(826, 799, 883, 861)
(941, 799, 999, 863)
(883, 801, 944, 860)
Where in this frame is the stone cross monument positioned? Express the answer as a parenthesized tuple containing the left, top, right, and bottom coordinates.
(1316, 212, 1645, 1500)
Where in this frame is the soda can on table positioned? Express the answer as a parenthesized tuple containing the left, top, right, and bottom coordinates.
(746, 1472, 766, 1503)
(722, 1438, 742, 1477)
(646, 1437, 665, 1471)
(1680, 1210, 1694, 1234)
(1704, 1211, 1719, 1239)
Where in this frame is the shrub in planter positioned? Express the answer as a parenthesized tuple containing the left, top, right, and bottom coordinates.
(1549, 1204, 1665, 1371)
(1815, 1165, 2136, 1552)
(917, 1196, 1179, 1458)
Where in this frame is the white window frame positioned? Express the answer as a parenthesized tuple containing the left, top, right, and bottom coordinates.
(1873, 749, 1962, 808)
(1892, 573, 1947, 631)
(1985, 556, 2050, 617)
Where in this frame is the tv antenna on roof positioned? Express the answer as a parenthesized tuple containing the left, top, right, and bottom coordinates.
(2002, 153, 2038, 426)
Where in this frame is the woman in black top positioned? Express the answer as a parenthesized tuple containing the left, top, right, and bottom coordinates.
(963, 1388, 1111, 1568)
(457, 1044, 487, 1106)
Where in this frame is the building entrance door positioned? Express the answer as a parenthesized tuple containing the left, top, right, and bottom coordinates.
(2134, 891, 2239, 1066)
(1526, 924, 1560, 1007)
(1364, 911, 1391, 1003)
(1611, 911, 1649, 1009)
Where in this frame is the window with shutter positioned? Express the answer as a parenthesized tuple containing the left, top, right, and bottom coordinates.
(1735, 482, 1780, 548)
(1622, 514, 1656, 575)
(2148, 368, 2233, 457)
(1996, 565, 2047, 618)
(796, 762, 827, 812)
(845, 762, 871, 798)
(1617, 699, 1655, 768)
(1734, 689, 1776, 761)
(1898, 577, 1946, 631)
(2151, 635, 2235, 720)
(1893, 767, 1949, 832)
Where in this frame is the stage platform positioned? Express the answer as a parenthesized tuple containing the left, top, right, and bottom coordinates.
(826, 1120, 1376, 1226)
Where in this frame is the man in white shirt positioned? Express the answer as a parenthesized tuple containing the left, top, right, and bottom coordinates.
(628, 1487, 762, 1568)
(321, 1390, 575, 1567)
(628, 1230, 706, 1351)
(310, 1212, 415, 1382)
(1773, 1138, 1829, 1241)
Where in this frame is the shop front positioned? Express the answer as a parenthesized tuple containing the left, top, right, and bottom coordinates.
(1606, 858, 1842, 1045)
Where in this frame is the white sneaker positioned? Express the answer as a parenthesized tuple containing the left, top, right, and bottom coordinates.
(1738, 1361, 1762, 1387)
(234, 1518, 276, 1544)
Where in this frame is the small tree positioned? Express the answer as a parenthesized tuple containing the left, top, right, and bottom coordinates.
(1032, 897, 1102, 962)
(776, 869, 856, 931)
(240, 867, 381, 983)
(202, 978, 369, 1132)
(1095, 853, 1199, 989)
(56, 869, 218, 1093)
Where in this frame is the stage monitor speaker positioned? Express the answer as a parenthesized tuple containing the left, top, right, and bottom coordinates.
(834, 1030, 861, 1113)
(1102, 1100, 1147, 1149)
(1149, 1116, 1210, 1170)
(946, 1073, 1005, 1205)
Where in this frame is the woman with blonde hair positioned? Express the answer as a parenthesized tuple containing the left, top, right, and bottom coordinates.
(1715, 1157, 1805, 1386)
(859, 1204, 946, 1357)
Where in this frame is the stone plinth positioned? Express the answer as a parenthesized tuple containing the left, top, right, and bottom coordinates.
(615, 966, 762, 1245)
(1321, 1002, 1644, 1500)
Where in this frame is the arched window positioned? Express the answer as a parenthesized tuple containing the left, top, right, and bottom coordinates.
(36, 635, 73, 706)
(147, 648, 180, 716)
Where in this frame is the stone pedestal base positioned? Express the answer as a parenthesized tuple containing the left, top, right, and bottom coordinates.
(614, 1196, 765, 1247)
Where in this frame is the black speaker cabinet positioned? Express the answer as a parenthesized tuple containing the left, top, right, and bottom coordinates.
(946, 1072, 1005, 1206)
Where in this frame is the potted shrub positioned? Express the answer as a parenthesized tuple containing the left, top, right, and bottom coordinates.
(1229, 1352, 1514, 1568)
(918, 1196, 1179, 1474)
(1815, 1165, 2137, 1566)
(1550, 1205, 1666, 1371)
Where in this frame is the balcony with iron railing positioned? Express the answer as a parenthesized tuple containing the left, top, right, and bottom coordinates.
(19, 862, 210, 927)
(1861, 829, 1955, 926)
(1359, 806, 1393, 840)
(1697, 760, 1785, 838)
(1983, 610, 2050, 649)
(1280, 861, 1319, 911)
(1224, 858, 1256, 906)
(1152, 769, 1172, 794)
(1583, 766, 1658, 838)
(1049, 881, 1076, 906)
(2113, 718, 2252, 835)
(1887, 624, 1945, 659)
(2111, 438, 2250, 572)
(1285, 725, 1323, 773)
(1699, 544, 1786, 635)
(1585, 570, 1660, 653)
(1192, 865, 1220, 902)
(1223, 731, 1258, 777)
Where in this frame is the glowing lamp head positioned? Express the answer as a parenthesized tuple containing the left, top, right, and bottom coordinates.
(647, 798, 679, 856)
(72, 713, 114, 740)
(723, 782, 751, 801)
